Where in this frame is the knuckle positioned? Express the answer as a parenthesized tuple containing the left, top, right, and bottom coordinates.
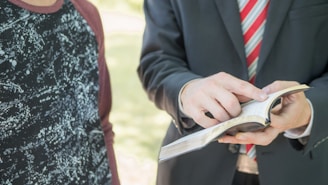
(193, 112, 204, 123)
(217, 71, 229, 78)
(207, 79, 217, 89)
(225, 101, 241, 117)
(216, 72, 232, 82)
(237, 81, 252, 92)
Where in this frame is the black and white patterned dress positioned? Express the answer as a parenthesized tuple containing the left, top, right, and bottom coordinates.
(0, 1, 111, 184)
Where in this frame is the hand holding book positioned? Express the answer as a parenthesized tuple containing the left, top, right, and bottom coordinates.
(180, 72, 268, 129)
(160, 83, 310, 162)
(218, 82, 312, 145)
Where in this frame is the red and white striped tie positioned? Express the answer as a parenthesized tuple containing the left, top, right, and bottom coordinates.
(238, 0, 269, 159)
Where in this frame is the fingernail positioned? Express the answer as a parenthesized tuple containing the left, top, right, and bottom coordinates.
(236, 134, 246, 140)
(218, 138, 225, 143)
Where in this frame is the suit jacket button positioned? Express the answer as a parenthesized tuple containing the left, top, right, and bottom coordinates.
(228, 144, 240, 154)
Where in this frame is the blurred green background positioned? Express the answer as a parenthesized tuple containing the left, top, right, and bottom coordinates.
(90, 1, 170, 185)
(92, 0, 143, 14)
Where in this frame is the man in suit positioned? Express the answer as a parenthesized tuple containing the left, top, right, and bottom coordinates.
(138, 0, 328, 184)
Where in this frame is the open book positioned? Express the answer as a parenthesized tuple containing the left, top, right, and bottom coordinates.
(159, 84, 310, 162)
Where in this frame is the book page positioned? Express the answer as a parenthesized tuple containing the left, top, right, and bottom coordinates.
(240, 84, 310, 119)
(240, 91, 281, 118)
(159, 115, 264, 161)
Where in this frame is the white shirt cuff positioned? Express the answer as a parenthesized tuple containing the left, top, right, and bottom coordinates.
(178, 79, 199, 115)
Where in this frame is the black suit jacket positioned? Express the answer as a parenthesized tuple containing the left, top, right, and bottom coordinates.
(138, 0, 328, 184)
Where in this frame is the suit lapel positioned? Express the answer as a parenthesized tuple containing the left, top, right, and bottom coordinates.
(214, 0, 246, 66)
(257, 0, 294, 73)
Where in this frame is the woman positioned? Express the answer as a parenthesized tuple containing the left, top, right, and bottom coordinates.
(0, 0, 120, 184)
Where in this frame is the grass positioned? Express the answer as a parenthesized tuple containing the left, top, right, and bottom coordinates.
(106, 33, 169, 160)
(90, 1, 170, 183)
(107, 32, 170, 185)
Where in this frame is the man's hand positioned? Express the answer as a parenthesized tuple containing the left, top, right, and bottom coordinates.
(218, 81, 312, 146)
(180, 72, 268, 128)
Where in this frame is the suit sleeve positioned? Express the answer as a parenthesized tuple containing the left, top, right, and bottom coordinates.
(138, 0, 202, 134)
(285, 4, 328, 153)
(301, 71, 328, 153)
